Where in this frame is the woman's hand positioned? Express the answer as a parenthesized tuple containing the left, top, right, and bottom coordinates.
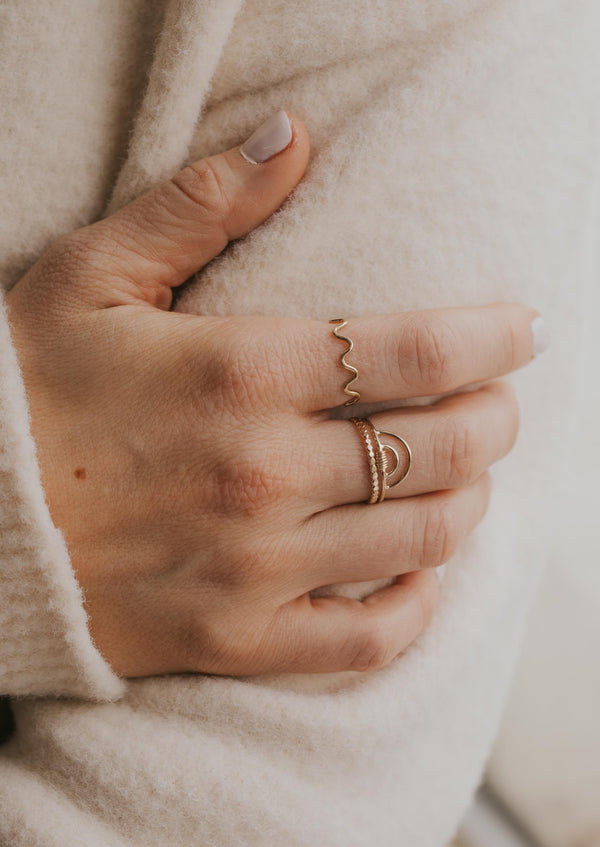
(5, 111, 542, 679)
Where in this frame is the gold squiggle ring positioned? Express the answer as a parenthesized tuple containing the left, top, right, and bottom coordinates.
(329, 318, 360, 406)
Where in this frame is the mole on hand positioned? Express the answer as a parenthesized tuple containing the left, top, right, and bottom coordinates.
(74, 468, 87, 480)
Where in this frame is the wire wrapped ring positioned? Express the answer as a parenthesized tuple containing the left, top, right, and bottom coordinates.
(351, 418, 412, 504)
(329, 318, 360, 406)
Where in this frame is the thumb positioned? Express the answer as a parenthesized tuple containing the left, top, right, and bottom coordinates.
(89, 110, 310, 308)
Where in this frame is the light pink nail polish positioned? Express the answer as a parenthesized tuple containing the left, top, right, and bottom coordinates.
(240, 111, 293, 165)
(531, 315, 551, 356)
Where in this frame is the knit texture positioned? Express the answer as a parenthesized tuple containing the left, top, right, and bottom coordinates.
(0, 295, 125, 700)
(106, 0, 243, 212)
(0, 0, 598, 845)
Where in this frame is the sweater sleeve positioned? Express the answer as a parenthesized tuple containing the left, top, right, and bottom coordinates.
(0, 293, 126, 701)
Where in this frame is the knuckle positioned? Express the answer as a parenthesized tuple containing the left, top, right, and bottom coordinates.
(216, 323, 285, 411)
(210, 540, 263, 592)
(421, 494, 460, 566)
(219, 353, 255, 410)
(181, 598, 269, 675)
(171, 159, 231, 223)
(220, 535, 285, 595)
(346, 621, 393, 672)
(434, 414, 478, 487)
(222, 351, 274, 409)
(179, 607, 229, 673)
(406, 315, 457, 391)
(214, 449, 287, 518)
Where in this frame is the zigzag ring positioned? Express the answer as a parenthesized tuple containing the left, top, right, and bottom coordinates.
(329, 318, 360, 406)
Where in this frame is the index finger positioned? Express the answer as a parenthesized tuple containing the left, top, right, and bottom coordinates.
(267, 302, 546, 411)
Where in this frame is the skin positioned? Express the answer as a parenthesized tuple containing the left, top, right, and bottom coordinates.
(5, 113, 538, 679)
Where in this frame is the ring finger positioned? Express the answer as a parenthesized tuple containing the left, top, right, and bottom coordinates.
(312, 379, 519, 508)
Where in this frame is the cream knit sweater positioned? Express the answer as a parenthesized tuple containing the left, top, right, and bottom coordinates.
(1, 1, 599, 845)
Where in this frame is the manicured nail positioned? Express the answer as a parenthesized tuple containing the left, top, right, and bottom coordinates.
(240, 111, 293, 165)
(531, 315, 551, 356)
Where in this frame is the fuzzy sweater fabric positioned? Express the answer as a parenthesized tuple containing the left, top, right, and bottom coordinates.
(1, 1, 599, 845)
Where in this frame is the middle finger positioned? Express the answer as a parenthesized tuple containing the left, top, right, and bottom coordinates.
(310, 379, 519, 509)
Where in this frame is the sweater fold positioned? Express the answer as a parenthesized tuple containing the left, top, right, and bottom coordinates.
(0, 294, 125, 701)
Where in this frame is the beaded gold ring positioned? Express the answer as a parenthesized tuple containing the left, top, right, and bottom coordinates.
(351, 418, 412, 504)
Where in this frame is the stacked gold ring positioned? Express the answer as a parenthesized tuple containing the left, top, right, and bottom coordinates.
(351, 417, 412, 505)
(350, 418, 383, 504)
(329, 318, 412, 504)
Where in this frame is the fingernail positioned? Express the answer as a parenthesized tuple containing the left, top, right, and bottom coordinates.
(436, 564, 447, 584)
(240, 111, 293, 165)
(531, 315, 551, 356)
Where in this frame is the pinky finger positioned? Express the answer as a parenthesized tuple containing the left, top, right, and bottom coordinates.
(267, 569, 438, 674)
